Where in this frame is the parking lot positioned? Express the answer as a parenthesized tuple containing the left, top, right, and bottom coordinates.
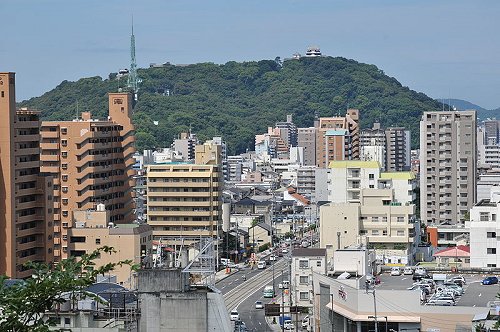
(378, 272, 500, 307)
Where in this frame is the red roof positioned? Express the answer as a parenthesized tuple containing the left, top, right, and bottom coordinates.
(433, 245, 470, 258)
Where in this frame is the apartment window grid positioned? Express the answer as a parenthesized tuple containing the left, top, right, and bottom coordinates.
(480, 212, 490, 222)
(487, 248, 496, 255)
(299, 292, 309, 300)
(299, 260, 309, 269)
(299, 276, 309, 284)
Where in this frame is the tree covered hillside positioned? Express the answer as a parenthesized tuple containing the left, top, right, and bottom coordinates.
(20, 56, 443, 154)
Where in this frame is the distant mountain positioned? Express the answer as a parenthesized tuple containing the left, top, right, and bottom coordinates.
(19, 56, 445, 153)
(436, 98, 486, 111)
(436, 98, 499, 120)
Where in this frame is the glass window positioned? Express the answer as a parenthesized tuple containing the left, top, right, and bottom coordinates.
(299, 292, 309, 300)
(299, 276, 308, 284)
(299, 260, 309, 268)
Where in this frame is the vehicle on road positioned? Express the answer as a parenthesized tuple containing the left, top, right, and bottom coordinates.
(278, 280, 290, 289)
(254, 300, 264, 309)
(482, 276, 498, 285)
(413, 273, 432, 282)
(390, 267, 402, 276)
(447, 276, 466, 286)
(269, 254, 277, 261)
(301, 240, 310, 248)
(234, 320, 248, 331)
(414, 266, 427, 275)
(281, 248, 289, 254)
(403, 267, 414, 275)
(263, 285, 275, 298)
(230, 309, 239, 321)
(279, 316, 293, 329)
(257, 261, 266, 269)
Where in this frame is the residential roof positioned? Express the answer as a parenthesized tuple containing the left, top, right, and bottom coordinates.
(380, 172, 416, 180)
(236, 197, 258, 205)
(254, 222, 272, 232)
(292, 248, 326, 257)
(433, 245, 470, 258)
(329, 160, 380, 169)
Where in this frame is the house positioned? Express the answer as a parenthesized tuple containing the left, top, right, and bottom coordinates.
(433, 245, 470, 269)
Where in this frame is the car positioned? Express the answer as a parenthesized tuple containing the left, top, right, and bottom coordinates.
(414, 266, 427, 275)
(283, 320, 294, 330)
(254, 301, 264, 309)
(301, 241, 310, 248)
(390, 267, 402, 276)
(447, 276, 466, 286)
(234, 320, 248, 332)
(413, 273, 432, 281)
(403, 267, 414, 275)
(269, 255, 277, 261)
(278, 280, 290, 289)
(230, 310, 239, 321)
(281, 248, 289, 254)
(257, 261, 266, 269)
(482, 276, 499, 285)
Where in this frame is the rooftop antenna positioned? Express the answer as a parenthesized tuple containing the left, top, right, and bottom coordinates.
(127, 15, 142, 102)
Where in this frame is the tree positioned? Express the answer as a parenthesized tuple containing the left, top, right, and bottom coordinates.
(0, 246, 136, 332)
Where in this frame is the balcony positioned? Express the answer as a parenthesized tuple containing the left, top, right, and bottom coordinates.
(40, 154, 59, 162)
(41, 131, 59, 139)
(15, 134, 40, 142)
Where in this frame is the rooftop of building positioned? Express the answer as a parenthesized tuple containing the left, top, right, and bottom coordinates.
(325, 129, 348, 136)
(329, 160, 380, 169)
(379, 171, 416, 180)
(292, 248, 326, 257)
(475, 199, 499, 207)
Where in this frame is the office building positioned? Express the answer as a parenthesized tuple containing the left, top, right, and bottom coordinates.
(420, 111, 476, 225)
(0, 72, 54, 278)
(385, 127, 411, 171)
(40, 92, 136, 261)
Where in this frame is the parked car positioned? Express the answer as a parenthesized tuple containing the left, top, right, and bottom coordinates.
(390, 267, 402, 276)
(447, 276, 466, 286)
(403, 267, 414, 275)
(414, 266, 427, 275)
(230, 309, 240, 321)
(257, 261, 266, 269)
(482, 276, 498, 285)
(278, 280, 290, 289)
(254, 301, 264, 309)
(269, 255, 277, 261)
(413, 273, 432, 282)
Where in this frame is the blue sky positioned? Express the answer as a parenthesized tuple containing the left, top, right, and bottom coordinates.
(2, 0, 500, 109)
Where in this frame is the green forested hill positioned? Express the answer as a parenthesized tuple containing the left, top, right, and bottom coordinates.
(19, 56, 443, 154)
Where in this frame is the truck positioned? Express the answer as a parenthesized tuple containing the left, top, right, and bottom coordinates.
(263, 285, 275, 298)
(279, 315, 292, 328)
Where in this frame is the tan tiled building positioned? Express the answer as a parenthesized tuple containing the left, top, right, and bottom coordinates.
(40, 93, 136, 261)
(146, 164, 221, 247)
(70, 207, 152, 285)
(316, 109, 360, 167)
(0, 72, 54, 278)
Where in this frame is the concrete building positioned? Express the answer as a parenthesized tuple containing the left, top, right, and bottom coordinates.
(40, 92, 136, 261)
(226, 155, 243, 182)
(146, 164, 221, 247)
(467, 187, 500, 268)
(315, 109, 360, 168)
(298, 127, 317, 166)
(320, 189, 417, 265)
(385, 127, 411, 172)
(275, 114, 298, 147)
(478, 123, 500, 168)
(420, 110, 477, 225)
(69, 207, 152, 285)
(0, 72, 54, 278)
(477, 171, 500, 201)
(313, 273, 488, 332)
(172, 132, 198, 162)
(291, 248, 327, 308)
(195, 141, 222, 166)
(296, 166, 316, 197)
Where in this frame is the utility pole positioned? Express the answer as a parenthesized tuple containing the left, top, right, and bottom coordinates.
(366, 280, 379, 332)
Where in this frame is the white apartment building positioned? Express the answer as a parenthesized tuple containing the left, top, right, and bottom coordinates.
(328, 161, 415, 204)
(477, 172, 500, 201)
(467, 187, 500, 268)
(320, 189, 417, 265)
(291, 248, 327, 308)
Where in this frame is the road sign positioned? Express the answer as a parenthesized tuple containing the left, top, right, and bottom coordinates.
(264, 304, 281, 317)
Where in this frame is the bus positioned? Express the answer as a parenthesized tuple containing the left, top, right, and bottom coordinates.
(263, 285, 274, 298)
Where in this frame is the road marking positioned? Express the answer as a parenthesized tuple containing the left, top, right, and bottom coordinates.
(479, 293, 482, 297)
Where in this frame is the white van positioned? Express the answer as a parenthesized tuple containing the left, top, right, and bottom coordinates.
(257, 261, 266, 269)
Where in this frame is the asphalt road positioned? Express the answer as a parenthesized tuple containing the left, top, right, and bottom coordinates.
(221, 258, 291, 331)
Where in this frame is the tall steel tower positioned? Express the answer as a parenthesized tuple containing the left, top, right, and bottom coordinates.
(127, 18, 141, 101)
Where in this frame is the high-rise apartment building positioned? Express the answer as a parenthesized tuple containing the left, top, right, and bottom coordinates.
(146, 164, 221, 247)
(172, 132, 198, 162)
(275, 114, 298, 147)
(298, 127, 317, 166)
(478, 121, 500, 169)
(40, 92, 136, 261)
(0, 72, 54, 278)
(315, 109, 360, 168)
(385, 127, 411, 172)
(420, 110, 476, 225)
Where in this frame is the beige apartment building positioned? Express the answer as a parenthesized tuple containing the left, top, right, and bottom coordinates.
(320, 188, 416, 264)
(70, 207, 152, 285)
(146, 164, 221, 247)
(40, 92, 136, 261)
(0, 72, 54, 278)
(315, 109, 360, 167)
(420, 110, 476, 225)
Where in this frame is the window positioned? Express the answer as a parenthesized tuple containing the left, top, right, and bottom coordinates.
(316, 260, 322, 267)
(299, 260, 309, 269)
(480, 212, 490, 221)
(397, 216, 405, 223)
(62, 210, 69, 217)
(487, 264, 497, 267)
(487, 232, 496, 238)
(95, 238, 101, 245)
(62, 186, 68, 193)
(372, 216, 379, 223)
(299, 276, 309, 284)
(397, 230, 405, 236)
(382, 230, 388, 236)
(61, 128, 67, 135)
(372, 230, 379, 236)
(61, 163, 68, 170)
(61, 139, 67, 147)
(382, 217, 387, 223)
(493, 214, 497, 222)
(62, 175, 68, 181)
(487, 248, 496, 255)
(369, 174, 374, 180)
(64, 317, 70, 325)
(299, 292, 309, 300)
(61, 151, 68, 158)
